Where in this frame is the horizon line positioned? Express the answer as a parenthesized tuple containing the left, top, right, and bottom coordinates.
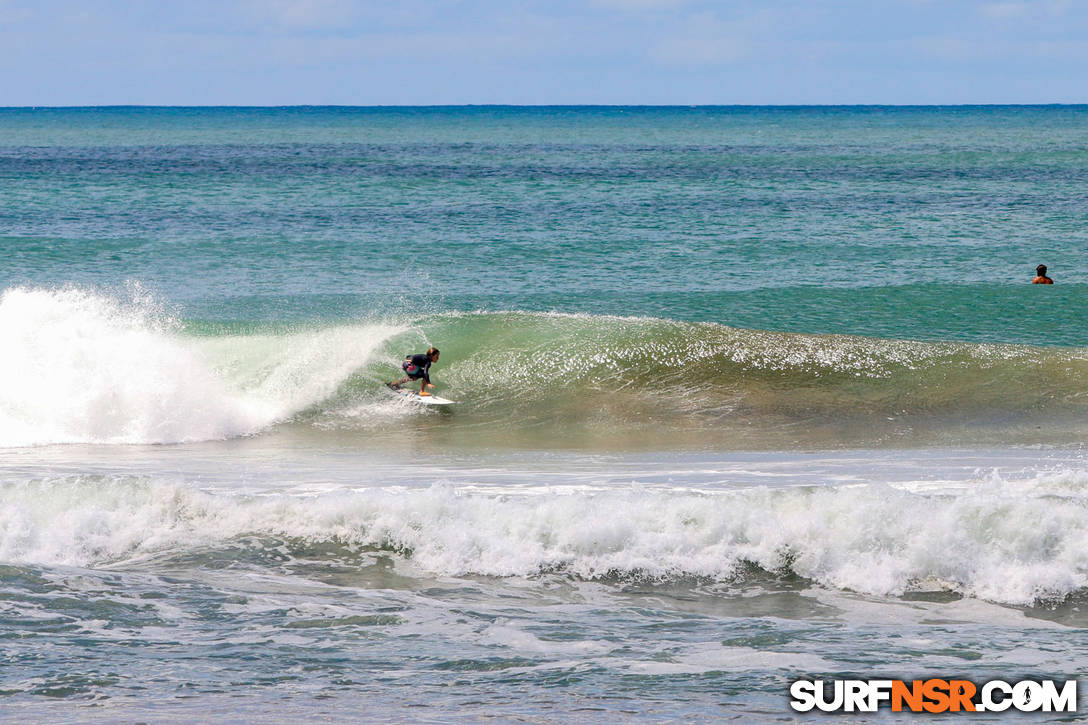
(1, 103, 1087, 110)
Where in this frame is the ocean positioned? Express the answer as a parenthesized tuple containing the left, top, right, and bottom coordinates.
(2, 105, 1088, 722)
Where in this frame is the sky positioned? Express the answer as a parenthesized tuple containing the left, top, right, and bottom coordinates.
(1, 0, 1086, 105)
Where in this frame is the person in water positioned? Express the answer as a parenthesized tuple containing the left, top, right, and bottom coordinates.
(387, 347, 440, 395)
(1033, 264, 1054, 284)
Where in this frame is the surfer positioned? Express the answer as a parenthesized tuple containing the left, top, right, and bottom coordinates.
(387, 347, 440, 395)
(1033, 264, 1054, 284)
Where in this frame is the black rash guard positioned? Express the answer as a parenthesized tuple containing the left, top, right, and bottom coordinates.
(404, 353, 433, 383)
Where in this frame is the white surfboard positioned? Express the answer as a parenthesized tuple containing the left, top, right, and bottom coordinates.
(385, 386, 456, 406)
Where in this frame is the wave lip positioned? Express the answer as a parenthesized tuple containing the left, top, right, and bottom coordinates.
(0, 287, 401, 446)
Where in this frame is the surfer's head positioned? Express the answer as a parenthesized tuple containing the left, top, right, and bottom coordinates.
(1036, 264, 1048, 276)
(427, 347, 440, 361)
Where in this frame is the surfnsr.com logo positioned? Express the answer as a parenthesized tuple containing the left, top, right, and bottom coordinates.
(790, 679, 1078, 713)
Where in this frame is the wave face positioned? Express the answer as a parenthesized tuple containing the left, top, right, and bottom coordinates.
(395, 310, 1088, 448)
(4, 287, 1088, 448)
(3, 470, 1087, 606)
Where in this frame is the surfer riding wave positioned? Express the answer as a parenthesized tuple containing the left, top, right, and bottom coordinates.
(387, 347, 440, 395)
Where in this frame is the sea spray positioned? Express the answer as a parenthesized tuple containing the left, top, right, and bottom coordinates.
(0, 287, 403, 446)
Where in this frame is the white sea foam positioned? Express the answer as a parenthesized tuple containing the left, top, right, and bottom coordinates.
(0, 287, 402, 446)
(3, 469, 1088, 606)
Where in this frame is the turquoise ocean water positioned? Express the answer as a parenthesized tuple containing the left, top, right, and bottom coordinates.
(3, 106, 1088, 721)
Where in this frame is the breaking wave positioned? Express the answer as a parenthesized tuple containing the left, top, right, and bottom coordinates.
(3, 470, 1087, 606)
(4, 286, 1088, 448)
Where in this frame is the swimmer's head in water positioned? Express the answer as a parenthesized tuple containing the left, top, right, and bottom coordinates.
(1037, 264, 1048, 275)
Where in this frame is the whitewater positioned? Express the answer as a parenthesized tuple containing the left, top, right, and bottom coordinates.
(5, 462, 1088, 605)
(0, 286, 404, 446)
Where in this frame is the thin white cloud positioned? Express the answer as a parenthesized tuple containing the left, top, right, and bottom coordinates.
(592, 0, 689, 9)
(646, 7, 792, 67)
(236, 0, 448, 31)
(268, 0, 352, 28)
(910, 35, 997, 61)
(908, 31, 1088, 63)
(977, 2, 1029, 20)
(2, 0, 1087, 104)
(649, 31, 748, 65)
(977, 0, 1071, 20)
(0, 0, 31, 23)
